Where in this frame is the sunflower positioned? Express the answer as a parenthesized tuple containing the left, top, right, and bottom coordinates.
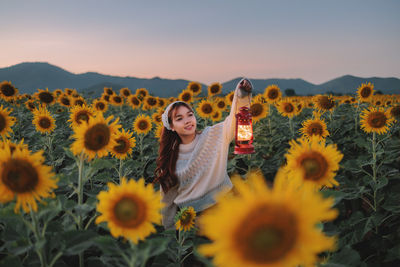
(0, 147, 58, 213)
(313, 95, 335, 112)
(110, 129, 136, 160)
(157, 98, 167, 109)
(135, 88, 148, 100)
(214, 97, 227, 111)
(197, 100, 215, 119)
(264, 85, 282, 103)
(96, 177, 163, 244)
(72, 97, 86, 107)
(178, 89, 193, 103)
(371, 95, 384, 107)
(102, 94, 111, 103)
(127, 95, 141, 110)
(92, 99, 108, 113)
(68, 104, 96, 129)
(175, 206, 196, 232)
(53, 89, 63, 97)
(70, 113, 121, 161)
(0, 81, 19, 101)
(389, 105, 400, 121)
(133, 114, 153, 135)
(120, 87, 131, 98)
(276, 99, 299, 118)
(111, 95, 124, 106)
(360, 107, 394, 135)
(225, 91, 235, 106)
(151, 108, 163, 125)
(0, 106, 15, 138)
(154, 123, 163, 140)
(34, 88, 55, 106)
(0, 139, 29, 154)
(208, 82, 222, 96)
(211, 110, 223, 122)
(198, 170, 337, 267)
(250, 101, 268, 123)
(104, 87, 115, 96)
(357, 82, 374, 102)
(186, 81, 201, 96)
(58, 94, 72, 107)
(285, 137, 343, 188)
(64, 88, 77, 96)
(142, 96, 158, 110)
(299, 117, 329, 141)
(32, 107, 56, 134)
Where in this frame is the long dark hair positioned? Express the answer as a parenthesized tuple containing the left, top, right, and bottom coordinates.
(153, 102, 194, 193)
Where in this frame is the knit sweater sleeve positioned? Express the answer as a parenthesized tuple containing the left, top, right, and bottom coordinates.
(223, 79, 252, 142)
(160, 185, 179, 230)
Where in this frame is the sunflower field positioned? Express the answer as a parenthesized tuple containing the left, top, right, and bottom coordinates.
(0, 80, 399, 267)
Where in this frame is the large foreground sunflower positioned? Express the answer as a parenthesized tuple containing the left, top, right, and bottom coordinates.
(32, 107, 56, 134)
(0, 105, 15, 138)
(70, 113, 121, 160)
(198, 170, 337, 267)
(0, 147, 58, 213)
(360, 107, 394, 135)
(285, 137, 343, 188)
(96, 177, 163, 244)
(133, 114, 153, 135)
(111, 129, 136, 160)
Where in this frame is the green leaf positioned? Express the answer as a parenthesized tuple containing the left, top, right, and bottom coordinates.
(0, 256, 23, 267)
(93, 236, 121, 256)
(329, 245, 361, 266)
(62, 230, 98, 255)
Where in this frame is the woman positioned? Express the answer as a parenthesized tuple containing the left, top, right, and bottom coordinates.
(154, 78, 253, 230)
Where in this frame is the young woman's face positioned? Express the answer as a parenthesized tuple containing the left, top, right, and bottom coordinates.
(171, 105, 197, 139)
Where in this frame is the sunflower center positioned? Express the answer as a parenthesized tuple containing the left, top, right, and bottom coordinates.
(39, 117, 51, 129)
(28, 102, 36, 110)
(130, 97, 140, 106)
(114, 139, 128, 153)
(180, 212, 193, 225)
(284, 103, 294, 113)
(235, 204, 298, 263)
(96, 102, 105, 110)
(106, 89, 113, 95)
(75, 100, 84, 106)
(368, 112, 387, 128)
(391, 106, 400, 118)
(182, 93, 191, 102)
(138, 120, 149, 131)
(251, 103, 263, 117)
(61, 98, 70, 106)
(76, 111, 90, 124)
(217, 101, 226, 109)
(103, 95, 110, 102)
(0, 114, 6, 131)
(147, 97, 157, 106)
(154, 115, 161, 123)
(210, 85, 220, 94)
(360, 87, 371, 98)
(1, 159, 39, 193)
(308, 122, 323, 135)
(113, 196, 146, 227)
(84, 123, 110, 151)
(202, 104, 213, 114)
(191, 84, 200, 93)
(1, 84, 16, 96)
(300, 152, 328, 181)
(39, 92, 54, 104)
(122, 90, 130, 97)
(268, 90, 278, 99)
(113, 96, 122, 103)
(318, 96, 335, 110)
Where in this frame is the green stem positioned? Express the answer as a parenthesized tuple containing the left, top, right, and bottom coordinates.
(267, 104, 272, 135)
(288, 117, 294, 138)
(77, 153, 85, 267)
(119, 158, 123, 183)
(30, 207, 48, 267)
(372, 132, 377, 212)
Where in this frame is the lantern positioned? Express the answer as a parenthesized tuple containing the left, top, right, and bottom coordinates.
(234, 106, 255, 154)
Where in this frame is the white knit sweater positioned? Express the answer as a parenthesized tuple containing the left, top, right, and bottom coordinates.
(160, 81, 251, 229)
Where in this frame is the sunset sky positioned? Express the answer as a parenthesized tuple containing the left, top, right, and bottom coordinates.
(1, 0, 399, 85)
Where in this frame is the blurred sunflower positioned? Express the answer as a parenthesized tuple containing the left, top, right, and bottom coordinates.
(111, 95, 124, 106)
(175, 206, 196, 232)
(197, 100, 215, 119)
(208, 82, 222, 96)
(225, 91, 235, 106)
(64, 88, 76, 96)
(152, 108, 163, 125)
(215, 97, 227, 111)
(263, 85, 282, 103)
(0, 146, 58, 213)
(58, 94, 72, 107)
(53, 89, 63, 97)
(371, 96, 384, 107)
(0, 139, 28, 155)
(360, 107, 394, 135)
(104, 87, 115, 96)
(285, 137, 343, 188)
(70, 113, 121, 161)
(0, 105, 15, 138)
(211, 110, 223, 122)
(93, 99, 108, 113)
(32, 107, 56, 134)
(143, 96, 158, 110)
(34, 88, 55, 106)
(111, 129, 136, 160)
(389, 105, 400, 121)
(24, 99, 36, 112)
(198, 170, 337, 267)
(95, 177, 163, 244)
(157, 98, 167, 109)
(128, 95, 141, 110)
(120, 87, 131, 98)
(276, 99, 299, 118)
(178, 89, 194, 103)
(135, 88, 148, 100)
(250, 101, 268, 123)
(72, 97, 86, 107)
(133, 114, 153, 135)
(102, 94, 111, 103)
(313, 95, 335, 112)
(357, 82, 374, 102)
(0, 81, 19, 101)
(68, 104, 96, 129)
(299, 115, 329, 141)
(187, 81, 202, 96)
(154, 123, 163, 140)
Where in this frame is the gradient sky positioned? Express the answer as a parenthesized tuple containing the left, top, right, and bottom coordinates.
(1, 0, 400, 84)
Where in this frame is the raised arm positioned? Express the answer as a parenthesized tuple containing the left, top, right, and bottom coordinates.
(224, 78, 253, 142)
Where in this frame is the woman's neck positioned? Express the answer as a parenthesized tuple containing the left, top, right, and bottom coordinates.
(180, 133, 197, 144)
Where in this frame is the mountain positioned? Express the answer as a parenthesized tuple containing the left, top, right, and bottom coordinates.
(0, 62, 399, 97)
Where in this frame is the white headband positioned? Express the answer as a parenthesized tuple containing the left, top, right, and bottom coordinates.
(161, 101, 186, 130)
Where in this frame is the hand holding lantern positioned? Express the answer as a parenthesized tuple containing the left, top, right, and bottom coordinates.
(234, 106, 255, 154)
